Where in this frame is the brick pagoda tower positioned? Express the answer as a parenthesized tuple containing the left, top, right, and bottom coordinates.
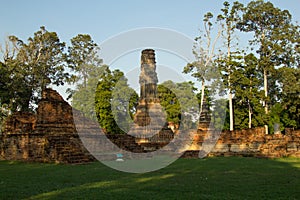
(128, 49, 173, 143)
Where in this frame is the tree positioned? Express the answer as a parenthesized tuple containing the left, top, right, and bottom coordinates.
(67, 34, 102, 90)
(18, 26, 67, 90)
(183, 12, 222, 114)
(0, 62, 31, 113)
(231, 53, 265, 129)
(68, 34, 105, 121)
(238, 0, 299, 133)
(111, 75, 139, 133)
(157, 82, 181, 127)
(0, 62, 11, 109)
(0, 62, 11, 131)
(217, 1, 244, 131)
(3, 26, 68, 111)
(0, 36, 33, 112)
(211, 98, 229, 131)
(94, 66, 138, 134)
(158, 80, 199, 130)
(276, 67, 300, 129)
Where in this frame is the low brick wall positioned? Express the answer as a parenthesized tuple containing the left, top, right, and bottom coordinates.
(184, 128, 300, 158)
(1, 128, 299, 163)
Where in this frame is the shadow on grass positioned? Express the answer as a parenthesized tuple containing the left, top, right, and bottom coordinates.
(0, 157, 299, 200)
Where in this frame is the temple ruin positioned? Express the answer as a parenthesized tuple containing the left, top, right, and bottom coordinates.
(0, 49, 299, 163)
(0, 89, 95, 163)
(129, 49, 174, 146)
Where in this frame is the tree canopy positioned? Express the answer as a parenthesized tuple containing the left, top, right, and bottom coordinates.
(0, 0, 299, 133)
(94, 66, 138, 134)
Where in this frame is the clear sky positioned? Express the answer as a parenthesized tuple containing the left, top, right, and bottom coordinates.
(0, 0, 299, 97)
(1, 0, 299, 43)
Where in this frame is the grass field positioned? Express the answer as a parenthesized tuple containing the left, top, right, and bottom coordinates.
(0, 157, 299, 200)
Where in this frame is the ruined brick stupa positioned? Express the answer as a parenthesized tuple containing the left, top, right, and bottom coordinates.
(128, 49, 174, 143)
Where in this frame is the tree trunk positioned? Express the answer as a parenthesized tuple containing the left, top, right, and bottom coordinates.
(261, 31, 269, 134)
(227, 43, 234, 131)
(264, 69, 268, 134)
(200, 80, 205, 114)
(248, 101, 252, 129)
(249, 82, 252, 129)
(229, 86, 234, 131)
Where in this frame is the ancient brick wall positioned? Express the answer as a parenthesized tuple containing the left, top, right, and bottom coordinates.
(0, 88, 299, 163)
(4, 112, 36, 134)
(0, 133, 95, 163)
(35, 88, 76, 134)
(184, 127, 300, 158)
(1, 127, 300, 162)
(0, 88, 95, 163)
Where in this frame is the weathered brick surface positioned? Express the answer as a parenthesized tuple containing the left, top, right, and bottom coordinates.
(1, 88, 299, 163)
(35, 88, 76, 134)
(186, 127, 300, 158)
(0, 88, 95, 163)
(4, 112, 36, 134)
(0, 133, 94, 163)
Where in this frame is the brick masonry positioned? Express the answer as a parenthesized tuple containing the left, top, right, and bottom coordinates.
(0, 88, 299, 163)
(0, 89, 95, 164)
(183, 127, 300, 158)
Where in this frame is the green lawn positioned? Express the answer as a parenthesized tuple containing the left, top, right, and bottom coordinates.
(0, 157, 299, 200)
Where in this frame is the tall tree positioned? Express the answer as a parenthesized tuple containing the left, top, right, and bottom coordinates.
(94, 66, 138, 134)
(67, 34, 105, 121)
(1, 36, 33, 112)
(238, 0, 299, 133)
(111, 75, 139, 133)
(217, 1, 244, 131)
(183, 12, 222, 114)
(17, 26, 67, 90)
(276, 67, 300, 129)
(231, 53, 265, 129)
(211, 98, 229, 131)
(157, 83, 181, 127)
(0, 62, 11, 130)
(67, 34, 102, 89)
(3, 26, 68, 111)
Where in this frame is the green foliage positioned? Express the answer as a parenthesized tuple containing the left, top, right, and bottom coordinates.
(208, 0, 300, 131)
(71, 64, 105, 121)
(94, 66, 138, 134)
(0, 54, 35, 112)
(68, 34, 106, 122)
(238, 0, 300, 130)
(158, 81, 199, 129)
(232, 53, 266, 129)
(1, 1, 300, 133)
(67, 34, 103, 92)
(157, 83, 181, 125)
(0, 62, 11, 131)
(277, 67, 300, 129)
(16, 26, 68, 90)
(217, 52, 268, 130)
(268, 103, 285, 133)
(0, 62, 10, 107)
(1, 26, 69, 111)
(196, 87, 212, 111)
(111, 76, 139, 132)
(211, 98, 230, 131)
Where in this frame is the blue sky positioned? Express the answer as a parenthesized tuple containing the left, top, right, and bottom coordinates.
(1, 0, 299, 43)
(0, 0, 299, 97)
